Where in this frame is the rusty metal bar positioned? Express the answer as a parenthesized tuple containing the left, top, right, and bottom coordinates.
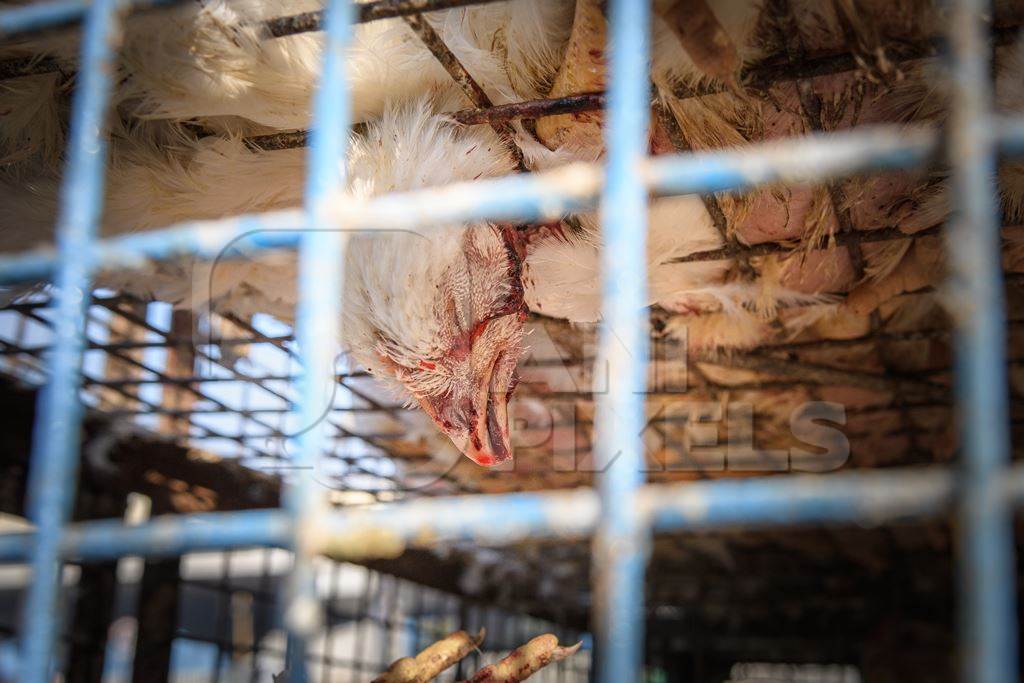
(265, 0, 506, 38)
(222, 26, 1017, 152)
(667, 223, 945, 264)
(401, 11, 526, 170)
(450, 92, 605, 126)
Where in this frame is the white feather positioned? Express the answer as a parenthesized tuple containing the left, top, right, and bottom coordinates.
(2, 0, 572, 131)
(0, 98, 515, 342)
(523, 195, 728, 322)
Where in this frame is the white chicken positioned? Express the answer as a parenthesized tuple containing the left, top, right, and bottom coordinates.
(1, 0, 1022, 466)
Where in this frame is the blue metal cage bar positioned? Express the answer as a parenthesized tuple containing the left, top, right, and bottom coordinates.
(0, 464, 980, 563)
(946, 1, 1019, 681)
(6, 121, 1024, 288)
(16, 1, 125, 679)
(592, 0, 650, 679)
(0, 0, 1020, 680)
(284, 1, 355, 679)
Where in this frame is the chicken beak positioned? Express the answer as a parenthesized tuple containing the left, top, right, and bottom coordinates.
(411, 365, 514, 468)
(464, 378, 513, 467)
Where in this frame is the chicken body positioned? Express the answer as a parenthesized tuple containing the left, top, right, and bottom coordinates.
(2, 0, 577, 465)
(2, 0, 1024, 465)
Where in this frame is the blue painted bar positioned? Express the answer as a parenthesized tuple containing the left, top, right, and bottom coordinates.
(7, 121, 1024, 288)
(592, 1, 650, 679)
(18, 0, 124, 680)
(283, 1, 354, 679)
(643, 469, 955, 531)
(645, 125, 939, 196)
(0, 468, 964, 564)
(0, 510, 291, 563)
(0, 4, 1018, 679)
(946, 1, 1019, 681)
(0, 210, 308, 286)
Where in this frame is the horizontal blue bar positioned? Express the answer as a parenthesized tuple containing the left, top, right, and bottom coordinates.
(0, 509, 291, 562)
(642, 468, 954, 530)
(0, 211, 307, 285)
(5, 120, 1024, 288)
(0, 467, 971, 563)
(645, 124, 938, 196)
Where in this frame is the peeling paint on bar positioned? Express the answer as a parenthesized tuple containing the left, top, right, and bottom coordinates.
(17, 0, 125, 680)
(642, 469, 955, 530)
(644, 126, 940, 195)
(590, 0, 651, 679)
(12, 123, 1024, 288)
(0, 467, 982, 565)
(283, 0, 354, 673)
(0, 509, 293, 562)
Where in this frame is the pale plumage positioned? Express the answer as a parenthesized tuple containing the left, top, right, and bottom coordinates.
(3, 0, 1020, 466)
(340, 101, 526, 465)
(0, 86, 531, 463)
(522, 196, 727, 322)
(1, 0, 571, 129)
(0, 0, 727, 467)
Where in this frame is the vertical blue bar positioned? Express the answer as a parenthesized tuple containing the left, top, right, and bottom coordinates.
(945, 1, 1019, 681)
(18, 1, 123, 680)
(592, 0, 650, 681)
(284, 1, 353, 681)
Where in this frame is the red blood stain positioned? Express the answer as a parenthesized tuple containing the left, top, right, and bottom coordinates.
(469, 319, 490, 346)
(473, 452, 496, 466)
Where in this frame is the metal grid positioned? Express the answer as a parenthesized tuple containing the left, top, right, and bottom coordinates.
(166, 552, 590, 682)
(0, 292, 484, 498)
(0, 546, 591, 681)
(0, 0, 1021, 681)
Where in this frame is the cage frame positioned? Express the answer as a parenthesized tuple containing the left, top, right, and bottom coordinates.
(0, 0, 1020, 681)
